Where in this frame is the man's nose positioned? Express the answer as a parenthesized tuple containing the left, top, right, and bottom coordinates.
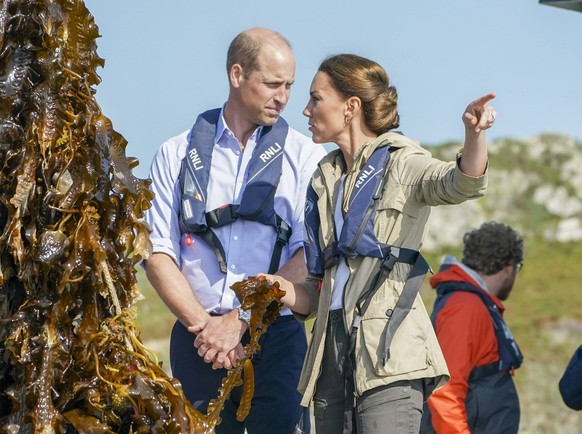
(274, 87, 290, 105)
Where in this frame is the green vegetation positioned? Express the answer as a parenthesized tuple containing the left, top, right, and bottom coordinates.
(135, 267, 174, 372)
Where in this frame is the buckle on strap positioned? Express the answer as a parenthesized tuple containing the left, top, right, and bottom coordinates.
(275, 218, 291, 246)
(380, 246, 400, 273)
(206, 204, 240, 228)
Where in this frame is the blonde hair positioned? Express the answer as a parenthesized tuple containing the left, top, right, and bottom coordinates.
(318, 54, 399, 135)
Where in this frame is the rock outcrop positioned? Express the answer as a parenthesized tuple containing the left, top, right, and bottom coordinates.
(424, 133, 582, 250)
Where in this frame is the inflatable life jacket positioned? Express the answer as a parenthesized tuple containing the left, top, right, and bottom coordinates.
(431, 275, 524, 372)
(305, 144, 394, 277)
(179, 108, 291, 274)
(304, 144, 430, 366)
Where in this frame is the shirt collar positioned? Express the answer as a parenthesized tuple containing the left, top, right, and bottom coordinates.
(215, 105, 262, 146)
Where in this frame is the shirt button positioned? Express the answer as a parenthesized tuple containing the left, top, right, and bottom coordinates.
(230, 264, 236, 270)
(233, 235, 239, 241)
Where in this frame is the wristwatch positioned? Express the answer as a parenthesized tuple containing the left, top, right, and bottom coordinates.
(237, 306, 251, 327)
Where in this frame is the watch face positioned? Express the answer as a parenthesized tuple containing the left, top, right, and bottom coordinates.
(239, 307, 251, 323)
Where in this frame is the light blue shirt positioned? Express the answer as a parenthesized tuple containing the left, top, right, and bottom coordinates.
(145, 108, 327, 314)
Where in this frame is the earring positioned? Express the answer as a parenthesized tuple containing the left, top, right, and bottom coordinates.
(343, 116, 352, 127)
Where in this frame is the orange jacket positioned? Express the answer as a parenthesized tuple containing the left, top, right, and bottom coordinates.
(427, 265, 505, 434)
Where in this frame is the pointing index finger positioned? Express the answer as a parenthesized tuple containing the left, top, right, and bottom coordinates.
(471, 92, 496, 108)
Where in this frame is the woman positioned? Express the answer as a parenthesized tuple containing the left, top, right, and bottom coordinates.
(265, 54, 494, 433)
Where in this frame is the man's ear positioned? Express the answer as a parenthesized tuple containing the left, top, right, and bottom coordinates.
(503, 263, 515, 276)
(230, 64, 244, 88)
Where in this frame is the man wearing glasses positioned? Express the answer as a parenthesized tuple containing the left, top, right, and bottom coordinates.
(421, 221, 524, 434)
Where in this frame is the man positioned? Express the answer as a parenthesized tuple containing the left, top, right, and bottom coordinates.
(143, 28, 327, 434)
(421, 221, 524, 434)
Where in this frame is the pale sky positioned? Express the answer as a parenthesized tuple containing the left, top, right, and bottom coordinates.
(84, 0, 582, 179)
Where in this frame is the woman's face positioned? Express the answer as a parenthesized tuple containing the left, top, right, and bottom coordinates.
(303, 71, 348, 144)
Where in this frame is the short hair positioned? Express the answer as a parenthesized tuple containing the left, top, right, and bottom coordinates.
(462, 221, 524, 275)
(226, 28, 292, 76)
(318, 54, 399, 135)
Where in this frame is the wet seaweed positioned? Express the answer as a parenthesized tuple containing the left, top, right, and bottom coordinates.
(0, 1, 284, 433)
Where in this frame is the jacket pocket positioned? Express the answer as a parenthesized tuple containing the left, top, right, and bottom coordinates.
(358, 309, 428, 377)
(378, 183, 419, 219)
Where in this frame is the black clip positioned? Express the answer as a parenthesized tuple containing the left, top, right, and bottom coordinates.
(380, 246, 400, 273)
(275, 219, 291, 246)
(323, 241, 341, 269)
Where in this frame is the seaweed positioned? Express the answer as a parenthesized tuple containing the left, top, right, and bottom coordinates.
(0, 1, 285, 433)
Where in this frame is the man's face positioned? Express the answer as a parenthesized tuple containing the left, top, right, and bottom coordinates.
(236, 43, 295, 127)
(497, 263, 521, 301)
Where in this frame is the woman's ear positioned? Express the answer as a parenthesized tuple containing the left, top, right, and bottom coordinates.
(344, 96, 362, 124)
(345, 96, 361, 115)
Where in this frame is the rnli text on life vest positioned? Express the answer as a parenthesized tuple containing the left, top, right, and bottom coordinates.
(260, 143, 282, 163)
(355, 165, 375, 189)
(188, 147, 204, 170)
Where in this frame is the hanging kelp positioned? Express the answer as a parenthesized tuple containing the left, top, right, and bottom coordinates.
(0, 1, 285, 433)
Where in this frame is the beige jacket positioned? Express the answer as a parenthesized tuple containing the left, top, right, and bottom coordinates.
(296, 132, 488, 406)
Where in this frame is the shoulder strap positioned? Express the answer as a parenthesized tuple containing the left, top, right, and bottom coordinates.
(347, 248, 430, 366)
(237, 118, 288, 226)
(306, 146, 393, 275)
(304, 181, 324, 278)
(380, 252, 430, 365)
(179, 109, 220, 232)
(240, 118, 290, 274)
(338, 145, 392, 259)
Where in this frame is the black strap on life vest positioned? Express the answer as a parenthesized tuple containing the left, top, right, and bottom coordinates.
(347, 246, 430, 366)
(179, 108, 291, 274)
(198, 206, 291, 274)
(469, 361, 502, 382)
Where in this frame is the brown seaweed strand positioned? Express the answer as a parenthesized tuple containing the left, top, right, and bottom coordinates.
(30, 324, 59, 434)
(236, 359, 254, 422)
(204, 276, 285, 430)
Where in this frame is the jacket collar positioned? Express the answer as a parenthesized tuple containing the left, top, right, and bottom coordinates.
(430, 256, 505, 313)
